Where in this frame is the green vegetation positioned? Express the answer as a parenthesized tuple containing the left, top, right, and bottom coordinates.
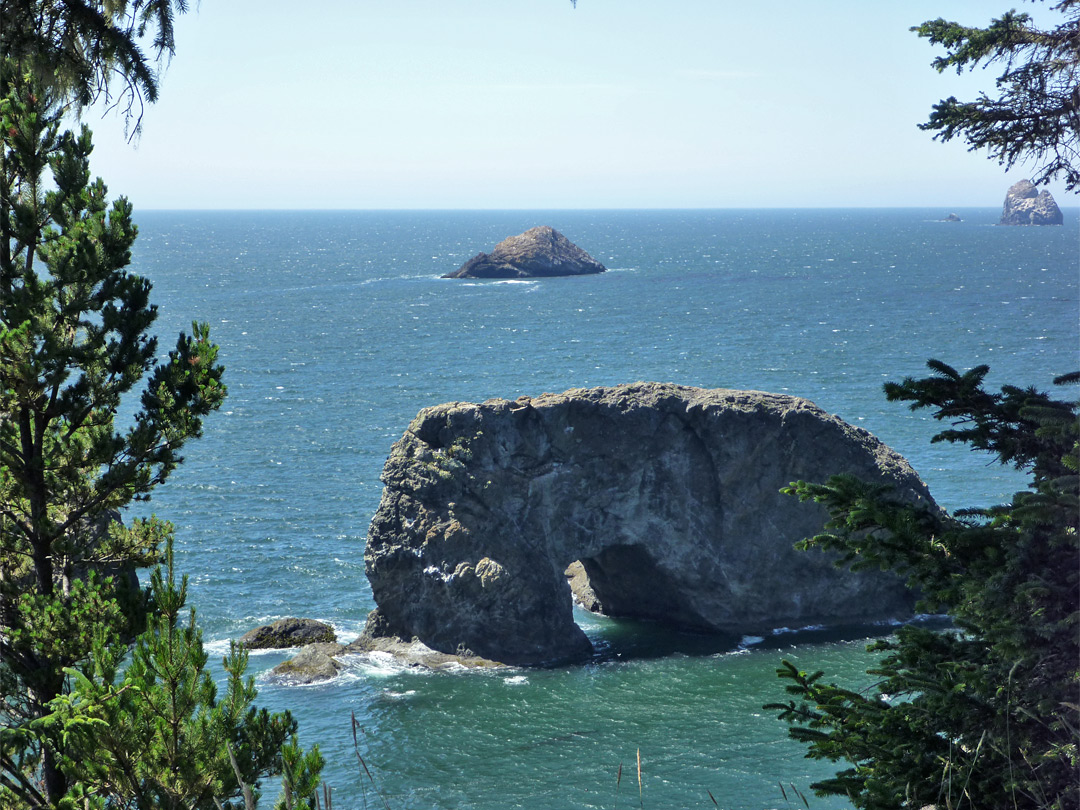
(771, 362, 1079, 809)
(1, 4, 322, 806)
(913, 0, 1079, 191)
(0, 0, 191, 131)
(0, 61, 201, 803)
(51, 543, 322, 809)
(771, 7, 1079, 805)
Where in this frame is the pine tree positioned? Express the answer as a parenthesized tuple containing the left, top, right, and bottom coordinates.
(913, 1, 1080, 191)
(0, 0, 192, 130)
(50, 540, 320, 810)
(0, 61, 225, 805)
(769, 361, 1079, 809)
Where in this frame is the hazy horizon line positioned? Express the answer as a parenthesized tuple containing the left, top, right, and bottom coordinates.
(130, 205, 1079, 213)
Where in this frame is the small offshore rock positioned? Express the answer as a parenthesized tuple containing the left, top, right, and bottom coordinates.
(270, 643, 345, 684)
(999, 180, 1063, 225)
(941, 213, 961, 222)
(239, 617, 336, 649)
(443, 226, 606, 279)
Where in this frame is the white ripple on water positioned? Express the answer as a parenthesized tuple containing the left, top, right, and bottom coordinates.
(267, 668, 364, 689)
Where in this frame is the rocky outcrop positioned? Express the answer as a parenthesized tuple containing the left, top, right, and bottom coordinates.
(364, 383, 935, 666)
(941, 213, 961, 222)
(443, 226, 606, 279)
(999, 180, 1063, 225)
(565, 561, 603, 613)
(238, 618, 336, 649)
(269, 643, 345, 684)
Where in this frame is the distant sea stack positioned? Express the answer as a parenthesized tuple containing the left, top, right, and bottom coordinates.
(999, 180, 1063, 225)
(444, 226, 606, 279)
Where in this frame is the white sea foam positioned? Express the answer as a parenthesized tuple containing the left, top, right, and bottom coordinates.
(204, 637, 237, 656)
(328, 620, 363, 644)
(262, 668, 361, 689)
(770, 624, 825, 636)
(341, 651, 428, 678)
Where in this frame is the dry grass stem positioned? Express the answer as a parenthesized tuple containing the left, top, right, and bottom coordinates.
(637, 748, 643, 809)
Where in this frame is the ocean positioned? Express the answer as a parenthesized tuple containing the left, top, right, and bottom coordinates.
(126, 208, 1078, 809)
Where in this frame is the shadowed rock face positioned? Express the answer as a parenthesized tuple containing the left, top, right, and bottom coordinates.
(443, 226, 606, 278)
(364, 383, 934, 666)
(999, 180, 1064, 225)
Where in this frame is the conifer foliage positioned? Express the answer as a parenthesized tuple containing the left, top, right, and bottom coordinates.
(0, 59, 222, 803)
(52, 541, 319, 810)
(0, 61, 322, 808)
(913, 0, 1079, 191)
(0, 0, 191, 130)
(770, 361, 1079, 809)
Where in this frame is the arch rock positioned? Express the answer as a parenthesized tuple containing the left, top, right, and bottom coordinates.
(363, 383, 933, 666)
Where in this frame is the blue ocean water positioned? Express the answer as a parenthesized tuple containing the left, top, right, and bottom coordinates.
(126, 208, 1077, 809)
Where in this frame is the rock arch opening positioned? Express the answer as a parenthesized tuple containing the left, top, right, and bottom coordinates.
(566, 547, 709, 630)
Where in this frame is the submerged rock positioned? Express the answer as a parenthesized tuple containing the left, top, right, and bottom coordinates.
(999, 180, 1063, 225)
(364, 382, 936, 666)
(238, 617, 336, 649)
(344, 616, 505, 670)
(443, 226, 606, 279)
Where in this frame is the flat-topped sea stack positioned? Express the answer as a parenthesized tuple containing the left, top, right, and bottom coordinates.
(363, 382, 936, 666)
(444, 226, 606, 279)
(999, 180, 1063, 225)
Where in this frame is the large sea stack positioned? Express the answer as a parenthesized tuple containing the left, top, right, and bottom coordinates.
(999, 180, 1064, 225)
(444, 226, 606, 279)
(363, 382, 936, 666)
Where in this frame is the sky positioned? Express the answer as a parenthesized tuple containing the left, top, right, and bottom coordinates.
(84, 0, 1075, 210)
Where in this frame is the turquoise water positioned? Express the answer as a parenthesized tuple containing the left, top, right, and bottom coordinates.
(126, 208, 1078, 808)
